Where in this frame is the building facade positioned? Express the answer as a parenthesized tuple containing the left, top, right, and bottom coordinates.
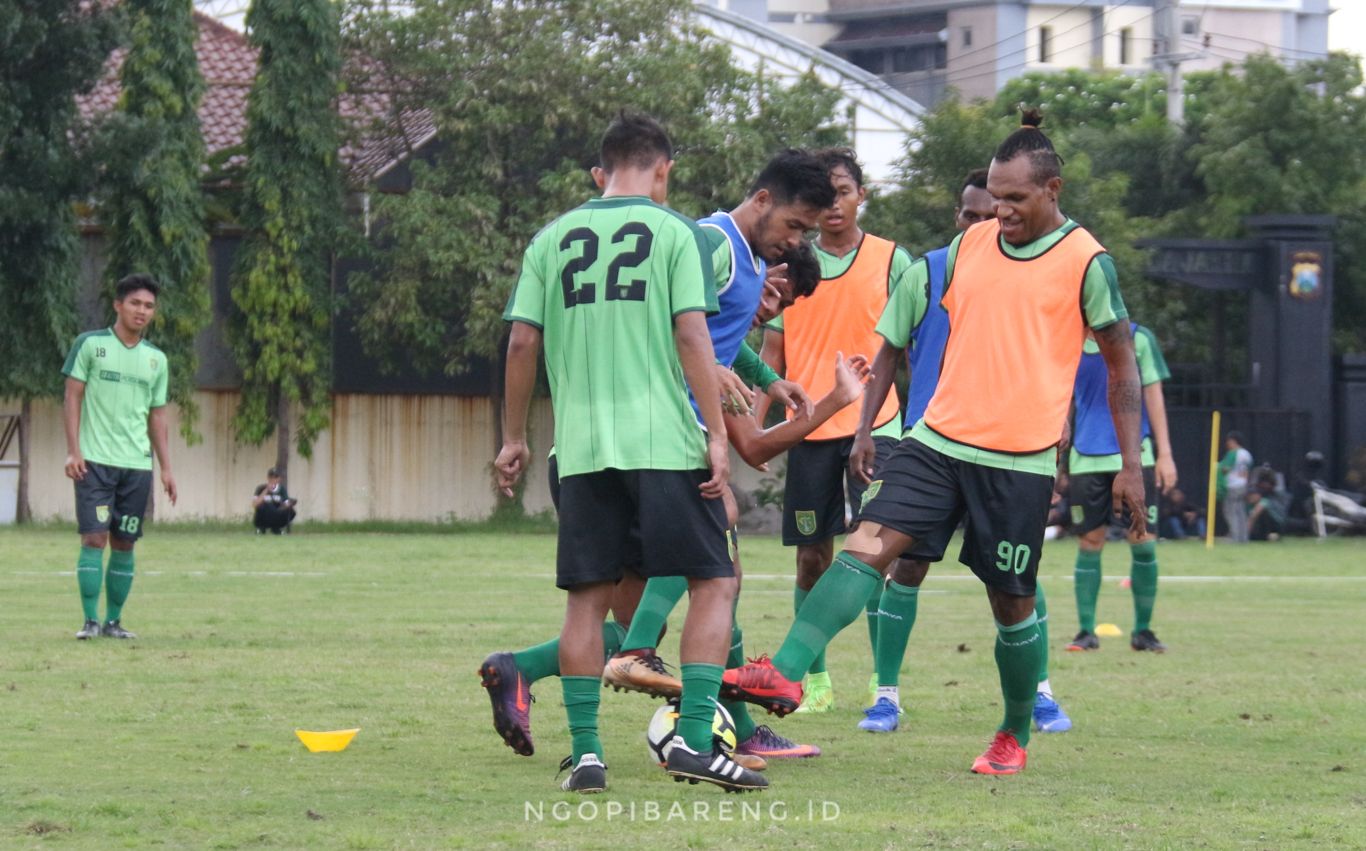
(703, 0, 1335, 105)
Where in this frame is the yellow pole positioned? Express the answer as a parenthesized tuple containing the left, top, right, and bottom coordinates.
(1206, 410, 1221, 549)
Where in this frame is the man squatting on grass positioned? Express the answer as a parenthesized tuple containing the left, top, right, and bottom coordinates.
(63, 273, 178, 641)
(723, 111, 1148, 776)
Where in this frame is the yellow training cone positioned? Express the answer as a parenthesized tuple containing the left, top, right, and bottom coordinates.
(1095, 623, 1123, 638)
(295, 728, 360, 752)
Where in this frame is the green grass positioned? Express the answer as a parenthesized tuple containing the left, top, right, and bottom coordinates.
(2, 527, 1363, 849)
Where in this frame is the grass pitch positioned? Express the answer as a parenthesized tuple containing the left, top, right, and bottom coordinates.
(2, 526, 1363, 849)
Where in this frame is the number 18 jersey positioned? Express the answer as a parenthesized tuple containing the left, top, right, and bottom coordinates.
(503, 195, 718, 478)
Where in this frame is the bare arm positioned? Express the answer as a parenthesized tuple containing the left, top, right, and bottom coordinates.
(63, 377, 87, 480)
(493, 322, 541, 497)
(1094, 321, 1146, 533)
(1143, 380, 1177, 493)
(148, 406, 177, 505)
(751, 328, 785, 427)
(674, 311, 729, 498)
(849, 340, 903, 484)
(731, 354, 871, 468)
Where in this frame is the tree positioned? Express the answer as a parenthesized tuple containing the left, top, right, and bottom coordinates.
(0, 1, 120, 522)
(343, 0, 845, 382)
(101, 0, 211, 442)
(230, 0, 342, 478)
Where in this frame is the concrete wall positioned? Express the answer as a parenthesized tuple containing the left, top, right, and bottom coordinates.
(11, 392, 558, 524)
(9, 391, 778, 525)
(946, 4, 1002, 101)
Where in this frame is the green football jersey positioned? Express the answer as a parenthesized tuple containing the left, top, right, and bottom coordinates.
(504, 195, 717, 477)
(62, 328, 169, 471)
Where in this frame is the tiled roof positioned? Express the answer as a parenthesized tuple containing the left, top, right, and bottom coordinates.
(78, 12, 429, 180)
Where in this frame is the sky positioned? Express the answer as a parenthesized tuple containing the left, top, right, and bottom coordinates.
(1329, 1, 1366, 55)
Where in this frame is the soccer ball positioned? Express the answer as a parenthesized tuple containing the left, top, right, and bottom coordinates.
(645, 698, 737, 765)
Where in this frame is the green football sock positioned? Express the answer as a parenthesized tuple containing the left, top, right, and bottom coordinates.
(794, 585, 827, 675)
(1130, 541, 1159, 633)
(865, 579, 882, 667)
(875, 580, 919, 687)
(620, 576, 687, 651)
(76, 546, 103, 622)
(678, 662, 724, 753)
(721, 621, 757, 743)
(1034, 581, 1050, 684)
(512, 620, 626, 683)
(774, 553, 882, 681)
(995, 612, 1042, 748)
(104, 549, 135, 623)
(561, 675, 603, 762)
(1074, 549, 1102, 633)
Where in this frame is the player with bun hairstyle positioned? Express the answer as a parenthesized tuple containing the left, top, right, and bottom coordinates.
(725, 109, 1147, 775)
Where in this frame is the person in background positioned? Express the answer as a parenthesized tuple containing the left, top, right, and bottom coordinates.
(252, 467, 297, 534)
(1159, 487, 1205, 540)
(1217, 431, 1253, 543)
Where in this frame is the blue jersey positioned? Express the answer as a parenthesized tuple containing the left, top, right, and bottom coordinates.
(691, 212, 765, 422)
(698, 212, 765, 367)
(904, 246, 950, 429)
(1072, 321, 1152, 456)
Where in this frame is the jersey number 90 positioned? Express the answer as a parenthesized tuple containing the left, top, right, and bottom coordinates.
(559, 223, 653, 308)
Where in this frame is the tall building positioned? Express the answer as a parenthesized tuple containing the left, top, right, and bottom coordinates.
(705, 1, 1335, 105)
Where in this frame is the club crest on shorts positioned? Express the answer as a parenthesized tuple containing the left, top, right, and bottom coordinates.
(1070, 504, 1084, 525)
(860, 479, 883, 510)
(795, 510, 817, 536)
(96, 505, 110, 524)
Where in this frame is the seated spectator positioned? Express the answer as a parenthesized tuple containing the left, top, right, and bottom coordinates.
(1248, 464, 1289, 541)
(252, 467, 297, 534)
(1160, 487, 1206, 540)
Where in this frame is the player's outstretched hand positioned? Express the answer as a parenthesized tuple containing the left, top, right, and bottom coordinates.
(716, 364, 754, 416)
(1155, 455, 1178, 494)
(832, 351, 872, 407)
(767, 378, 813, 421)
(494, 441, 531, 498)
(64, 453, 87, 481)
(764, 262, 789, 289)
(161, 471, 178, 506)
(699, 436, 730, 500)
(1112, 466, 1147, 537)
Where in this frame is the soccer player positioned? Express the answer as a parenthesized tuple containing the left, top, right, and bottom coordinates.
(753, 147, 916, 714)
(849, 169, 1072, 735)
(477, 243, 850, 762)
(1067, 322, 1176, 653)
(603, 150, 840, 708)
(723, 111, 1147, 775)
(62, 273, 178, 640)
(495, 112, 762, 793)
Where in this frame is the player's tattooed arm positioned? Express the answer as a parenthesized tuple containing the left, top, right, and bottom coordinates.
(1094, 320, 1147, 534)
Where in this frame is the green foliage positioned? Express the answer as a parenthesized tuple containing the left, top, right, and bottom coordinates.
(862, 100, 1012, 255)
(230, 0, 342, 457)
(994, 68, 1168, 129)
(0, 1, 120, 402)
(101, 0, 211, 442)
(871, 55, 1366, 361)
(342, 0, 846, 377)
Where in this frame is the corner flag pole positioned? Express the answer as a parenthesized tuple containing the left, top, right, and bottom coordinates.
(1206, 410, 1220, 549)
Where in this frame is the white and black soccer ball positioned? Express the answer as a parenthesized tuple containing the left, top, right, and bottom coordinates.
(645, 698, 737, 764)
